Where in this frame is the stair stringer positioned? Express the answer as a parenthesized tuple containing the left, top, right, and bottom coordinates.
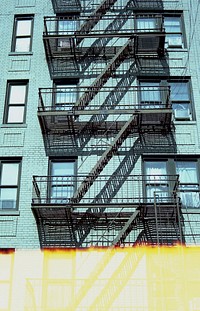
(80, 0, 136, 71)
(79, 60, 137, 148)
(72, 114, 138, 205)
(76, 137, 143, 246)
(74, 40, 134, 110)
(76, 0, 119, 45)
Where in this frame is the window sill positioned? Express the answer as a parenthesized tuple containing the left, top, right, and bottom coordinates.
(9, 52, 33, 56)
(182, 208, 200, 214)
(0, 210, 20, 216)
(1, 124, 27, 128)
(174, 120, 196, 125)
(167, 48, 187, 52)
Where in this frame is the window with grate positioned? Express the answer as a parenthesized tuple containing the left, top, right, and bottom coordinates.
(49, 159, 77, 204)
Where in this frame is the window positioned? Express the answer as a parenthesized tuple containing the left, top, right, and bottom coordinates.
(144, 161, 168, 202)
(143, 158, 200, 208)
(4, 81, 28, 124)
(49, 159, 76, 203)
(170, 82, 191, 120)
(176, 161, 200, 208)
(164, 16, 183, 48)
(58, 17, 78, 34)
(136, 15, 184, 48)
(0, 161, 21, 210)
(139, 79, 192, 120)
(54, 82, 78, 110)
(136, 16, 160, 32)
(12, 16, 34, 52)
(57, 16, 79, 50)
(140, 82, 162, 108)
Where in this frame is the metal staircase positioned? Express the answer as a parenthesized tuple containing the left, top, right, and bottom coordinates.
(72, 114, 138, 204)
(78, 61, 137, 148)
(80, 0, 136, 71)
(33, 0, 186, 249)
(110, 210, 141, 246)
(74, 40, 134, 110)
(74, 138, 143, 246)
(93, 138, 142, 204)
(75, 0, 118, 44)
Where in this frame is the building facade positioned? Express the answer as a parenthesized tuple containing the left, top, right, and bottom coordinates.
(0, 0, 200, 249)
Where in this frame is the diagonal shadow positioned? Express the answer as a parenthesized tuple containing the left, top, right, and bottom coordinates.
(77, 130, 177, 246)
(80, 0, 136, 72)
(79, 60, 138, 148)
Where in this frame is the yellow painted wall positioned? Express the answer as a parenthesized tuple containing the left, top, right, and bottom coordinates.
(0, 247, 200, 311)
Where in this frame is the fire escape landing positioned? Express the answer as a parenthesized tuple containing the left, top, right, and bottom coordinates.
(32, 174, 184, 248)
(43, 13, 165, 78)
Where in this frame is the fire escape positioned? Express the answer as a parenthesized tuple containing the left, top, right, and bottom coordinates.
(32, 0, 185, 248)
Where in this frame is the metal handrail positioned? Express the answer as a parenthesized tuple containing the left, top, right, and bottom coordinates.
(43, 14, 165, 37)
(38, 85, 171, 112)
(32, 174, 179, 203)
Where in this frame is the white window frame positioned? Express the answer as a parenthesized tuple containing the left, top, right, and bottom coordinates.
(176, 161, 200, 208)
(170, 81, 191, 120)
(164, 16, 184, 49)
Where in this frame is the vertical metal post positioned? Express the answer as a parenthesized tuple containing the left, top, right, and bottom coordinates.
(175, 190, 183, 245)
(154, 191, 160, 246)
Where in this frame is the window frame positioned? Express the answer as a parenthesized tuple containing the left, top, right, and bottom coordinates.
(143, 157, 200, 209)
(11, 15, 34, 53)
(144, 160, 171, 202)
(48, 158, 77, 204)
(164, 15, 185, 49)
(57, 15, 79, 34)
(138, 78, 193, 121)
(134, 14, 185, 49)
(169, 80, 192, 120)
(139, 81, 164, 109)
(0, 159, 21, 210)
(3, 81, 29, 124)
(53, 80, 79, 110)
(135, 14, 162, 32)
(56, 14, 79, 51)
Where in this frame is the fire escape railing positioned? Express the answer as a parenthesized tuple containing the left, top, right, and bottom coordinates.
(43, 14, 165, 41)
(32, 174, 178, 206)
(31, 174, 184, 247)
(37, 85, 171, 133)
(43, 14, 166, 78)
